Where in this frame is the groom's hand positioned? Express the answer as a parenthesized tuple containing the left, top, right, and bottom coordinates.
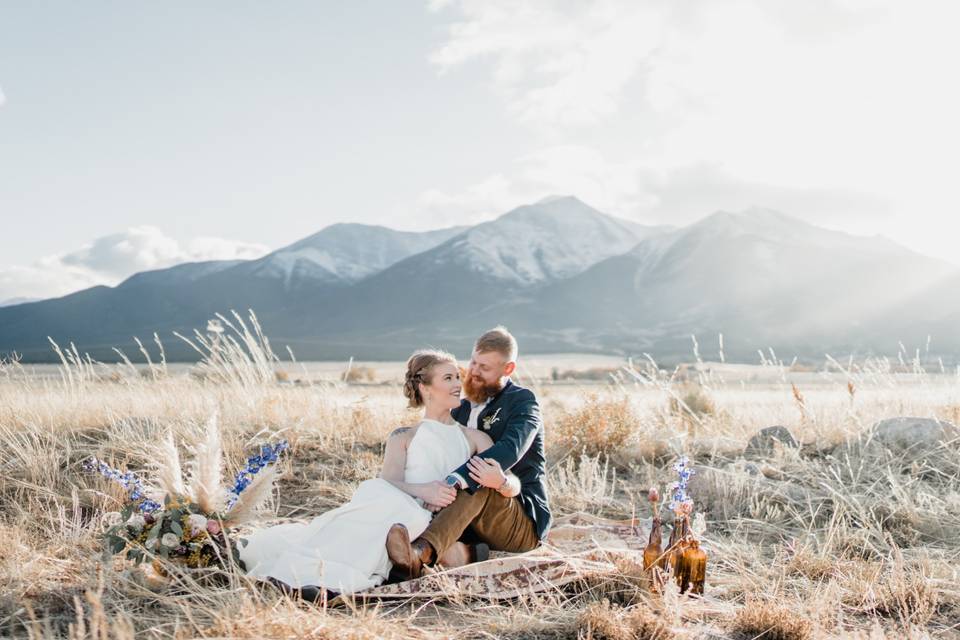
(467, 456, 507, 489)
(420, 481, 457, 508)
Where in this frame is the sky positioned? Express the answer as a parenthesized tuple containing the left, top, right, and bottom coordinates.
(2, 0, 959, 301)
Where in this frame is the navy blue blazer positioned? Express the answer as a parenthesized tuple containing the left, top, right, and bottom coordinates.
(450, 380, 552, 541)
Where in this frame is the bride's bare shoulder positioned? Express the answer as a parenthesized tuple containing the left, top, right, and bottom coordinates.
(387, 423, 420, 446)
(459, 425, 493, 451)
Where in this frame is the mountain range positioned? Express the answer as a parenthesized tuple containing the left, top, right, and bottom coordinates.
(2, 196, 958, 364)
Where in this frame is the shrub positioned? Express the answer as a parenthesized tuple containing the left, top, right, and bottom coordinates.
(577, 600, 674, 640)
(343, 366, 376, 383)
(730, 600, 812, 640)
(667, 383, 715, 420)
(551, 394, 639, 458)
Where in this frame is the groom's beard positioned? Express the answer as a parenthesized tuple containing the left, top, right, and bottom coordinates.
(462, 371, 504, 404)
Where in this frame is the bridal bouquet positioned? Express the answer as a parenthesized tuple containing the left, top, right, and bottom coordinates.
(83, 413, 287, 571)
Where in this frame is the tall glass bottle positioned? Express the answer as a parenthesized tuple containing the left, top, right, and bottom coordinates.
(643, 515, 664, 591)
(670, 516, 691, 590)
(683, 538, 707, 594)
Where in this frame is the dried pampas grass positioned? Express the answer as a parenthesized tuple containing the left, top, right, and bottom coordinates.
(151, 429, 187, 498)
(223, 465, 279, 527)
(188, 412, 225, 512)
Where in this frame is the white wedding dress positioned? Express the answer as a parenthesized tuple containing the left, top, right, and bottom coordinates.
(238, 419, 471, 593)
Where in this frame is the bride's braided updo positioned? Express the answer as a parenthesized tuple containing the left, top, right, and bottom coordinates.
(403, 349, 457, 408)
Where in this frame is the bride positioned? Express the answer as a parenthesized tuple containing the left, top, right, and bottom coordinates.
(238, 349, 513, 597)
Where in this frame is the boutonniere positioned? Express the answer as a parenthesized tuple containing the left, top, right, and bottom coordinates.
(481, 407, 502, 431)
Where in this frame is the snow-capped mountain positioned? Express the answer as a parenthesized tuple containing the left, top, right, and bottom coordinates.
(224, 196, 669, 339)
(117, 259, 246, 288)
(386, 195, 667, 286)
(502, 207, 957, 359)
(2, 199, 958, 363)
(0, 222, 468, 359)
(233, 223, 467, 288)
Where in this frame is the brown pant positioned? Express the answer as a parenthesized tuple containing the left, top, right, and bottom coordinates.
(419, 487, 539, 557)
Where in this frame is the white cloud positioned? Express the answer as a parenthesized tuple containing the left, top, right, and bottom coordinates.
(426, 0, 960, 262)
(414, 146, 649, 224)
(428, 0, 901, 131)
(0, 227, 269, 302)
(59, 226, 183, 278)
(429, 0, 661, 126)
(412, 145, 888, 231)
(186, 236, 270, 262)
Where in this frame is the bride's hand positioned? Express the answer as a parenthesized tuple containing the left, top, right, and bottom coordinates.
(419, 481, 457, 508)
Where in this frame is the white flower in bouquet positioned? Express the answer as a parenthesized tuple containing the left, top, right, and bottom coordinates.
(161, 533, 180, 548)
(692, 512, 707, 536)
(126, 514, 146, 532)
(187, 514, 208, 536)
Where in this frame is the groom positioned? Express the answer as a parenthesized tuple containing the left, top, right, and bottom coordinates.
(387, 326, 552, 578)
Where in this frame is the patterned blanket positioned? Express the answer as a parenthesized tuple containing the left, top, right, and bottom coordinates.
(354, 513, 651, 601)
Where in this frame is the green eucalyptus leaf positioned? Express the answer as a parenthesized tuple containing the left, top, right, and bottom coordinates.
(108, 535, 127, 554)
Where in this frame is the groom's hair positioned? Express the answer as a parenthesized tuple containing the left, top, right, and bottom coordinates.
(475, 326, 518, 362)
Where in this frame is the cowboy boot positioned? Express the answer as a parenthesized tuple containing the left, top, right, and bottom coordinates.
(385, 523, 434, 580)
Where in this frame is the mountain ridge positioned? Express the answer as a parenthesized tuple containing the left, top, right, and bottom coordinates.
(1, 198, 957, 363)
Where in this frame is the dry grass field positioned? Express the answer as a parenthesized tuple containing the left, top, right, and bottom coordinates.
(1, 318, 958, 639)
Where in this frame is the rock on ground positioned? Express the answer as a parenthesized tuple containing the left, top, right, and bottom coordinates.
(870, 416, 959, 454)
(744, 425, 799, 459)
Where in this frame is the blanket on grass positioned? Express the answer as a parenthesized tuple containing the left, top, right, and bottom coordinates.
(354, 513, 650, 601)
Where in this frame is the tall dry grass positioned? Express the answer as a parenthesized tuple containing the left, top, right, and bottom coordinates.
(1, 320, 959, 638)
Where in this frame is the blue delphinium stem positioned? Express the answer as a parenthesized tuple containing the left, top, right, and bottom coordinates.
(226, 441, 289, 508)
(668, 455, 696, 512)
(82, 457, 162, 513)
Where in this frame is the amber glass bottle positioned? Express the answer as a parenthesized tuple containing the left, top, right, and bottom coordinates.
(683, 538, 707, 594)
(670, 517, 691, 590)
(666, 517, 680, 563)
(666, 516, 683, 575)
(643, 516, 664, 590)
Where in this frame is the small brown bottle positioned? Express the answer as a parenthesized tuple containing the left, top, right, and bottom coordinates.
(643, 515, 665, 590)
(683, 538, 707, 595)
(670, 517, 691, 590)
(666, 516, 685, 584)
